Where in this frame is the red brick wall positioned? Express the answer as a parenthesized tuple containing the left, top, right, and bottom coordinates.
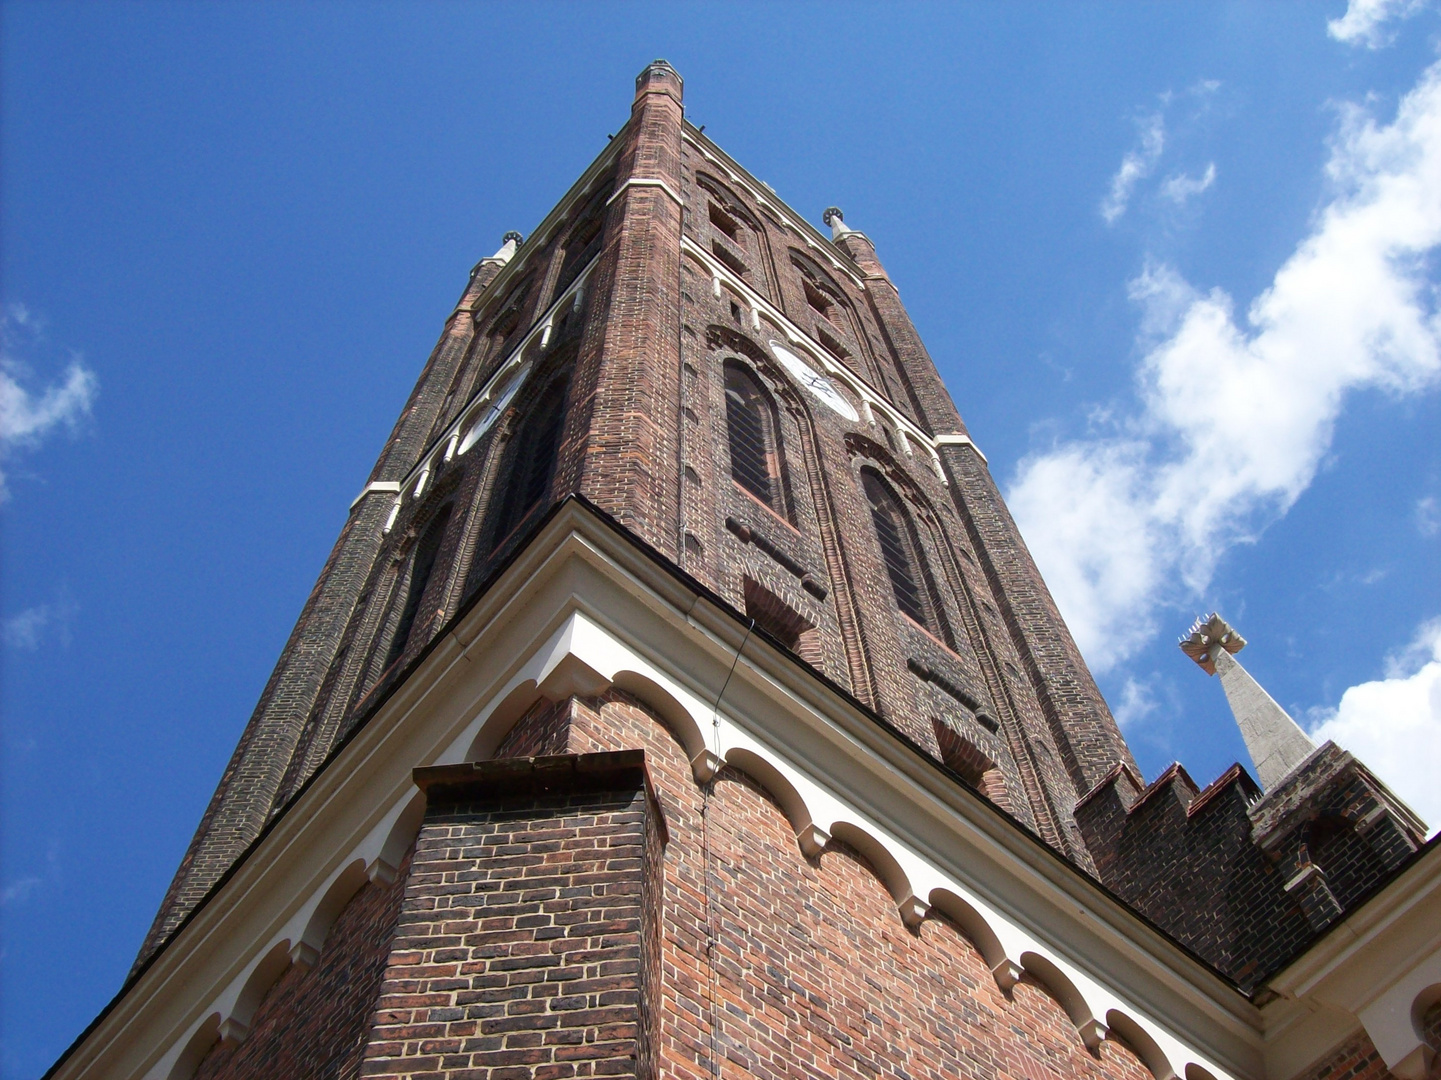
(192, 853, 411, 1080)
(490, 690, 1158, 1080)
(359, 757, 662, 1079)
(1291, 1029, 1400, 1080)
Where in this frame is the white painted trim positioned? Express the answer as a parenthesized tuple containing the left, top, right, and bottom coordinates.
(932, 432, 989, 465)
(1262, 844, 1441, 1078)
(349, 481, 402, 511)
(607, 176, 685, 209)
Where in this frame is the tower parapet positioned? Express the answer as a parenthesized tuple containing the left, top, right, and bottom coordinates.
(1075, 614, 1430, 989)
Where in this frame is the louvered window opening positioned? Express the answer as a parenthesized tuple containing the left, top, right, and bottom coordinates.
(386, 504, 454, 670)
(492, 382, 568, 549)
(557, 216, 603, 295)
(725, 365, 777, 510)
(863, 471, 931, 628)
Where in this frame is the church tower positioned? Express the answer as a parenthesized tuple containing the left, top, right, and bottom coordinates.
(47, 63, 1440, 1080)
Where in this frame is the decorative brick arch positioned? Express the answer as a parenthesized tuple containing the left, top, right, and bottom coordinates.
(1107, 1009, 1177, 1080)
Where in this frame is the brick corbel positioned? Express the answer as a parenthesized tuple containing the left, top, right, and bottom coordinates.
(992, 958, 1023, 992)
(1347, 793, 1421, 872)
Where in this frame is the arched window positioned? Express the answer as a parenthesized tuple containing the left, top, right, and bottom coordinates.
(724, 361, 787, 518)
(555, 183, 611, 296)
(485, 276, 534, 366)
(861, 469, 937, 632)
(699, 173, 770, 296)
(385, 504, 454, 670)
(490, 377, 569, 548)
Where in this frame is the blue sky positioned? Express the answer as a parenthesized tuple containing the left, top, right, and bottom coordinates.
(3, 2, 1440, 1076)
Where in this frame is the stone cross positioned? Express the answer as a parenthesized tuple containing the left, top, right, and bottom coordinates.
(1180, 613, 1317, 790)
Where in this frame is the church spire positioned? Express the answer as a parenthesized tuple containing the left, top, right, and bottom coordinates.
(1181, 613, 1317, 789)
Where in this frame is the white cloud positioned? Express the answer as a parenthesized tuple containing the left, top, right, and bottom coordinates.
(1012, 59, 1441, 672)
(1309, 618, 1441, 835)
(1102, 112, 1166, 224)
(1328, 0, 1429, 49)
(0, 304, 97, 500)
(0, 877, 42, 906)
(1112, 676, 1160, 730)
(3, 593, 77, 651)
(1160, 162, 1217, 206)
(1417, 494, 1440, 535)
(3, 607, 52, 650)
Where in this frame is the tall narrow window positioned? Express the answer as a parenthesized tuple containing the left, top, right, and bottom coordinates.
(862, 469, 935, 631)
(385, 504, 454, 670)
(556, 182, 612, 296)
(490, 378, 569, 548)
(724, 362, 786, 518)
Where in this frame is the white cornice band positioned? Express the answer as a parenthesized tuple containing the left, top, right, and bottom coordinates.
(67, 505, 1264, 1080)
(607, 176, 685, 208)
(349, 481, 402, 511)
(932, 432, 988, 464)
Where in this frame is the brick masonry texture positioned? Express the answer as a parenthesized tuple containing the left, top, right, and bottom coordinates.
(1074, 764, 1310, 991)
(1074, 742, 1426, 991)
(359, 753, 663, 1080)
(474, 690, 1162, 1080)
(1292, 1031, 1395, 1080)
(141, 60, 1430, 1051)
(192, 852, 411, 1080)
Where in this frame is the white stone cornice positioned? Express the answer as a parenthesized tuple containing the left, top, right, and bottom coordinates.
(53, 502, 1264, 1080)
(932, 432, 988, 465)
(349, 481, 401, 510)
(1262, 842, 1441, 1079)
(607, 176, 685, 208)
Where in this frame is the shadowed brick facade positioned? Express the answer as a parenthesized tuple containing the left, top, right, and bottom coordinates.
(50, 61, 1441, 1080)
(140, 59, 1143, 961)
